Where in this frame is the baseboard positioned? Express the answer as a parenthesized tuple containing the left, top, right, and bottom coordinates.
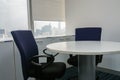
(97, 67, 120, 76)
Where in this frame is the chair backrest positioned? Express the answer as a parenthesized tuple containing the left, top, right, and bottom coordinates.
(75, 27, 102, 65)
(11, 30, 38, 80)
(75, 27, 102, 41)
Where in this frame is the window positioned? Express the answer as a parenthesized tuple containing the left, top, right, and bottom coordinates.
(34, 21, 65, 37)
(0, 0, 65, 40)
(0, 0, 28, 39)
(31, 0, 66, 37)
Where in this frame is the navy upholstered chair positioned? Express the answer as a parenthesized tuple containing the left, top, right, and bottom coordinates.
(67, 27, 103, 66)
(11, 30, 66, 80)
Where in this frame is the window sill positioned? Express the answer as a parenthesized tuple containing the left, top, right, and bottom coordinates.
(0, 38, 13, 43)
(35, 34, 74, 39)
(0, 34, 74, 43)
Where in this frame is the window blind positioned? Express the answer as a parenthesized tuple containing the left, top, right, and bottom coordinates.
(31, 0, 65, 21)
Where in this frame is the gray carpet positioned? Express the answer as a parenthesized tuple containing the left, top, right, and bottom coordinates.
(57, 67, 120, 80)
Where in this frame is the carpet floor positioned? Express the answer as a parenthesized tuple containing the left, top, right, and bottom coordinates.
(57, 67, 120, 80)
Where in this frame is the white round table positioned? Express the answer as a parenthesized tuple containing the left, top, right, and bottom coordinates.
(47, 41, 120, 80)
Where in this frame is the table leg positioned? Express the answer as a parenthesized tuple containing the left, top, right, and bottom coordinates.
(78, 55, 96, 80)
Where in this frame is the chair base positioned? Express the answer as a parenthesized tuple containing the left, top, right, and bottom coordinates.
(36, 78, 55, 80)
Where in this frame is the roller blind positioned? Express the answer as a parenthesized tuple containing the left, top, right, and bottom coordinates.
(31, 0, 65, 21)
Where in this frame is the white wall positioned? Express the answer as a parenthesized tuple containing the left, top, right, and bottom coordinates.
(65, 0, 120, 71)
(0, 42, 15, 80)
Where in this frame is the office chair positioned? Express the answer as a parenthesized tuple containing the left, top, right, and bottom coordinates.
(67, 27, 103, 79)
(11, 30, 66, 80)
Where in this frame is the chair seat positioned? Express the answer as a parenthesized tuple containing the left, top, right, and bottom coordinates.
(29, 62, 66, 79)
(67, 55, 103, 66)
(67, 55, 78, 66)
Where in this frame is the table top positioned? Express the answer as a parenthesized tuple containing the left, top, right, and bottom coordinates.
(47, 41, 120, 55)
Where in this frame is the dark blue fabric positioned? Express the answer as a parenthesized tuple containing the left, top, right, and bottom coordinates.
(75, 27, 102, 41)
(11, 30, 38, 80)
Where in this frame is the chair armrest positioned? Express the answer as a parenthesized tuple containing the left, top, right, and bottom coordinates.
(43, 48, 59, 57)
(69, 54, 73, 57)
(30, 55, 54, 69)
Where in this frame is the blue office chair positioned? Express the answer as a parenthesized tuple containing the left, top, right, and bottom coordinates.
(67, 27, 102, 80)
(11, 30, 66, 80)
(67, 27, 103, 66)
